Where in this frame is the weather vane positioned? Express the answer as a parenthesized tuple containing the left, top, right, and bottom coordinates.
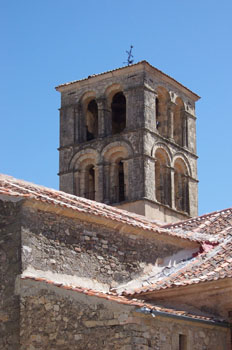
(124, 45, 134, 66)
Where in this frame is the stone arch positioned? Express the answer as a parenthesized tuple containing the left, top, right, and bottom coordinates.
(173, 157, 190, 214)
(80, 91, 96, 106)
(172, 152, 192, 177)
(173, 97, 187, 147)
(102, 141, 133, 204)
(101, 140, 133, 161)
(104, 84, 123, 106)
(155, 148, 171, 206)
(70, 148, 99, 170)
(151, 142, 172, 161)
(155, 86, 171, 138)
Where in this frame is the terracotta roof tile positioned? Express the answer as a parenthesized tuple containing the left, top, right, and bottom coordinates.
(0, 174, 215, 244)
(124, 231, 232, 296)
(163, 208, 232, 237)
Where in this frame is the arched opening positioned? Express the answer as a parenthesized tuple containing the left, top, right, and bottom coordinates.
(174, 159, 189, 213)
(156, 88, 171, 138)
(173, 98, 187, 147)
(85, 165, 95, 200)
(111, 92, 126, 134)
(86, 99, 98, 141)
(155, 149, 171, 206)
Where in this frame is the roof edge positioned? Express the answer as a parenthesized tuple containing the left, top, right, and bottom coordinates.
(55, 60, 200, 100)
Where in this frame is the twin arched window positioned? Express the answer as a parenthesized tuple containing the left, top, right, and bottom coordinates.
(74, 157, 126, 204)
(84, 91, 126, 141)
(155, 149, 189, 213)
(156, 89, 188, 148)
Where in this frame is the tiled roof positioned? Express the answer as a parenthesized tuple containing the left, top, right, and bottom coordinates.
(55, 60, 200, 99)
(124, 230, 232, 296)
(21, 275, 224, 324)
(0, 174, 216, 244)
(163, 207, 232, 237)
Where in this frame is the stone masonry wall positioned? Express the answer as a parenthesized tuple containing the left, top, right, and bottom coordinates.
(0, 198, 22, 350)
(58, 62, 198, 222)
(19, 279, 229, 350)
(21, 206, 180, 287)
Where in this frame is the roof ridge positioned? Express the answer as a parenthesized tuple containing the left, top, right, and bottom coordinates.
(0, 174, 208, 244)
(163, 207, 232, 229)
(55, 60, 200, 98)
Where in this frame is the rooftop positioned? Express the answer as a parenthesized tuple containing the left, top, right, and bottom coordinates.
(0, 174, 216, 245)
(124, 229, 232, 296)
(55, 60, 200, 100)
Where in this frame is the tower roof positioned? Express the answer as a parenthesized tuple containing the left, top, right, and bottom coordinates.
(55, 60, 200, 101)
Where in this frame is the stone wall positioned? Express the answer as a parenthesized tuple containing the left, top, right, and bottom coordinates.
(21, 205, 181, 287)
(0, 198, 22, 350)
(19, 278, 229, 350)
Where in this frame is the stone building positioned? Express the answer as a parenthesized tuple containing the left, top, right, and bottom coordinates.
(1, 62, 232, 350)
(0, 175, 231, 350)
(56, 61, 199, 223)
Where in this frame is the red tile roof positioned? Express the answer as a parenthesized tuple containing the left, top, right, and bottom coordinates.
(0, 174, 216, 244)
(163, 207, 232, 237)
(124, 230, 232, 296)
(21, 275, 223, 324)
(55, 61, 200, 99)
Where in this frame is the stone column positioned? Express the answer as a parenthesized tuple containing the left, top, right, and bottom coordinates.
(121, 159, 129, 201)
(73, 104, 80, 143)
(123, 90, 131, 130)
(79, 169, 86, 198)
(103, 163, 110, 203)
(96, 98, 106, 137)
(144, 157, 155, 201)
(94, 164, 104, 202)
(77, 102, 86, 143)
(110, 162, 117, 203)
(169, 103, 175, 140)
(171, 167, 175, 209)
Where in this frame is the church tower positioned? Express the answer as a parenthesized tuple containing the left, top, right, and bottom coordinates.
(56, 61, 199, 223)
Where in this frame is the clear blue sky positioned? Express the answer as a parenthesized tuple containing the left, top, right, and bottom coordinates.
(1, 0, 232, 216)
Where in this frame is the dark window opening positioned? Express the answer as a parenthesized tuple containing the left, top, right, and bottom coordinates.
(112, 161, 125, 203)
(85, 166, 95, 200)
(111, 92, 126, 135)
(86, 100, 98, 141)
(155, 160, 171, 207)
(174, 172, 189, 214)
(179, 334, 187, 350)
(118, 161, 125, 202)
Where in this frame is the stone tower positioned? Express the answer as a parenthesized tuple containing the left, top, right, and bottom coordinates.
(56, 61, 199, 223)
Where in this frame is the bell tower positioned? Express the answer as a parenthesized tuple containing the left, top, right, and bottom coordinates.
(56, 61, 199, 223)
